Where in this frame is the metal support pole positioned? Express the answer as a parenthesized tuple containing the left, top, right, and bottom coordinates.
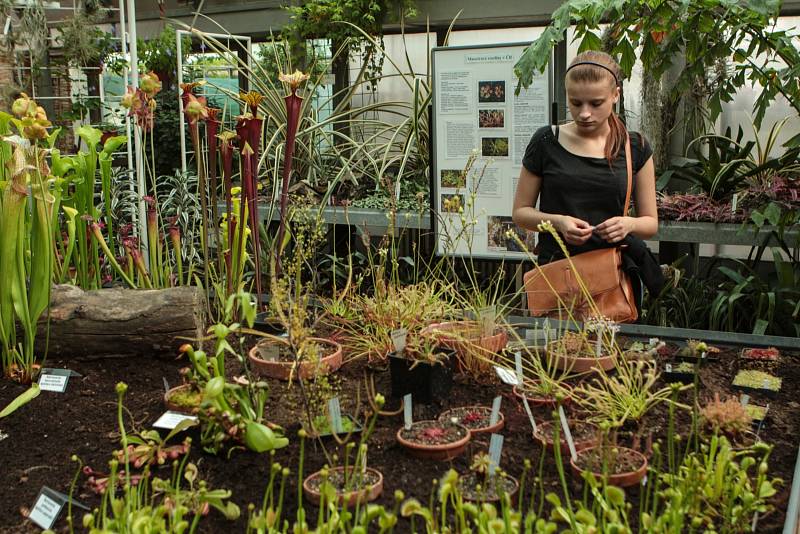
(125, 0, 149, 265)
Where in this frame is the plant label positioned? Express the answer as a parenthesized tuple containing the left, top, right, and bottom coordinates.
(648, 337, 659, 346)
(162, 377, 170, 394)
(328, 397, 344, 434)
(0, 429, 7, 443)
(28, 487, 65, 530)
(260, 344, 280, 361)
(494, 366, 519, 385)
(740, 394, 750, 406)
(543, 319, 551, 345)
(514, 351, 524, 383)
(488, 433, 504, 476)
(403, 394, 412, 430)
(521, 396, 537, 433)
(490, 396, 502, 427)
(153, 411, 198, 430)
(38, 368, 71, 393)
(558, 406, 577, 462)
(665, 363, 672, 373)
(641, 475, 647, 487)
(731, 192, 738, 213)
(391, 328, 408, 354)
(478, 306, 495, 337)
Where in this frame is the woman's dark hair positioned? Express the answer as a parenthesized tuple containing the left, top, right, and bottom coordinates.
(566, 51, 626, 166)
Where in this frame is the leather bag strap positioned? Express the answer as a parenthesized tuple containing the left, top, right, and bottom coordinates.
(623, 133, 633, 216)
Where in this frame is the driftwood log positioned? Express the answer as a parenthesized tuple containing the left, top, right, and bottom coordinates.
(36, 285, 205, 358)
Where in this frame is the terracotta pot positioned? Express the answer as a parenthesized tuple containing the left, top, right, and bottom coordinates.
(302, 467, 384, 507)
(163, 384, 201, 414)
(438, 405, 505, 435)
(552, 351, 616, 373)
(570, 446, 648, 488)
(422, 321, 508, 372)
(248, 338, 343, 381)
(396, 421, 471, 460)
(458, 473, 520, 504)
(513, 380, 573, 408)
(532, 420, 599, 452)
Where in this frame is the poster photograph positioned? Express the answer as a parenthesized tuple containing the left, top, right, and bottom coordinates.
(441, 193, 465, 213)
(478, 80, 506, 103)
(486, 216, 535, 252)
(440, 168, 466, 188)
(478, 109, 505, 128)
(481, 137, 509, 157)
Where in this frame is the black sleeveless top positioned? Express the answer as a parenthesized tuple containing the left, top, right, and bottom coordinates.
(521, 125, 652, 260)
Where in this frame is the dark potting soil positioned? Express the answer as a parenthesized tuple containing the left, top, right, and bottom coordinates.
(0, 340, 799, 532)
(573, 447, 644, 475)
(534, 420, 597, 445)
(304, 468, 381, 494)
(398, 420, 468, 446)
(438, 406, 494, 431)
(457, 472, 518, 501)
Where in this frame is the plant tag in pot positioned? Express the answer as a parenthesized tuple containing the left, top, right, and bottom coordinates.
(514, 351, 524, 383)
(328, 397, 344, 434)
(162, 377, 170, 394)
(28, 487, 63, 530)
(731, 192, 738, 213)
(403, 394, 412, 430)
(522, 396, 537, 433)
(740, 394, 750, 406)
(558, 406, 577, 462)
(494, 366, 519, 385)
(153, 411, 198, 430)
(259, 343, 280, 362)
(391, 328, 408, 354)
(488, 433, 504, 476)
(490, 396, 502, 427)
(665, 363, 672, 373)
(478, 306, 496, 337)
(38, 368, 73, 393)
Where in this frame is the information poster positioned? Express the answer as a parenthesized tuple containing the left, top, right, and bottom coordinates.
(432, 43, 551, 259)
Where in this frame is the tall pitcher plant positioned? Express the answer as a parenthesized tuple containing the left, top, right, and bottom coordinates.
(0, 95, 60, 383)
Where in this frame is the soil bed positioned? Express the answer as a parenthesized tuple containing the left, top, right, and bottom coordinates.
(0, 338, 799, 532)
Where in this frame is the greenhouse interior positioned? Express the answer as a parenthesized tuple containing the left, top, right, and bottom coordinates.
(1, 0, 800, 532)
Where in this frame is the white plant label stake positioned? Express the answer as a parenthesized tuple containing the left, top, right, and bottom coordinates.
(328, 397, 344, 434)
(490, 396, 502, 427)
(38, 368, 74, 393)
(543, 319, 551, 345)
(514, 351, 524, 384)
(558, 406, 578, 462)
(488, 433, 504, 476)
(522, 396, 537, 433)
(740, 394, 750, 406)
(391, 328, 408, 354)
(494, 366, 519, 385)
(732, 192, 739, 213)
(403, 394, 413, 430)
(153, 411, 198, 430)
(162, 377, 170, 394)
(478, 306, 495, 337)
(28, 490, 62, 529)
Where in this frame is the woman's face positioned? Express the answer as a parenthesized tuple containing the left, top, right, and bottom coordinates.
(565, 78, 619, 134)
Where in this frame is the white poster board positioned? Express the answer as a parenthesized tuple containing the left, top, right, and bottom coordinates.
(432, 43, 551, 259)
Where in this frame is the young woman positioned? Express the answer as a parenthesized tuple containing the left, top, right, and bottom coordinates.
(512, 50, 663, 307)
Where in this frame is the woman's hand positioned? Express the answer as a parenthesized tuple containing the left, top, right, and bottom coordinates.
(596, 216, 634, 243)
(555, 216, 593, 245)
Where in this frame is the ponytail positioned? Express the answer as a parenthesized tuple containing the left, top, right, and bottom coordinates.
(606, 111, 627, 167)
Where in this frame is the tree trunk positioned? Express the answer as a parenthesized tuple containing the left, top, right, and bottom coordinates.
(37, 285, 206, 359)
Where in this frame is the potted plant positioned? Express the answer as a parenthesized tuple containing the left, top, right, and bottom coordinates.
(699, 393, 759, 448)
(533, 419, 599, 452)
(506, 344, 574, 408)
(163, 381, 203, 415)
(438, 405, 504, 435)
(663, 361, 699, 384)
(732, 369, 782, 397)
(744, 404, 769, 426)
(740, 347, 780, 362)
(249, 214, 343, 381)
(388, 331, 454, 404)
(421, 318, 508, 376)
(456, 452, 520, 504)
(676, 339, 718, 363)
(546, 327, 615, 374)
(396, 419, 471, 460)
(570, 444, 648, 488)
(302, 394, 386, 507)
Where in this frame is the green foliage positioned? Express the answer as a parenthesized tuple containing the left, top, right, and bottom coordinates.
(55, 10, 116, 68)
(137, 26, 192, 81)
(514, 0, 800, 137)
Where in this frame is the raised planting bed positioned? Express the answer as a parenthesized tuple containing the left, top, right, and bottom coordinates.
(2, 333, 800, 532)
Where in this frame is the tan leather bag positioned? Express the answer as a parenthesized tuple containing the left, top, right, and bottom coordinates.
(523, 134, 638, 323)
